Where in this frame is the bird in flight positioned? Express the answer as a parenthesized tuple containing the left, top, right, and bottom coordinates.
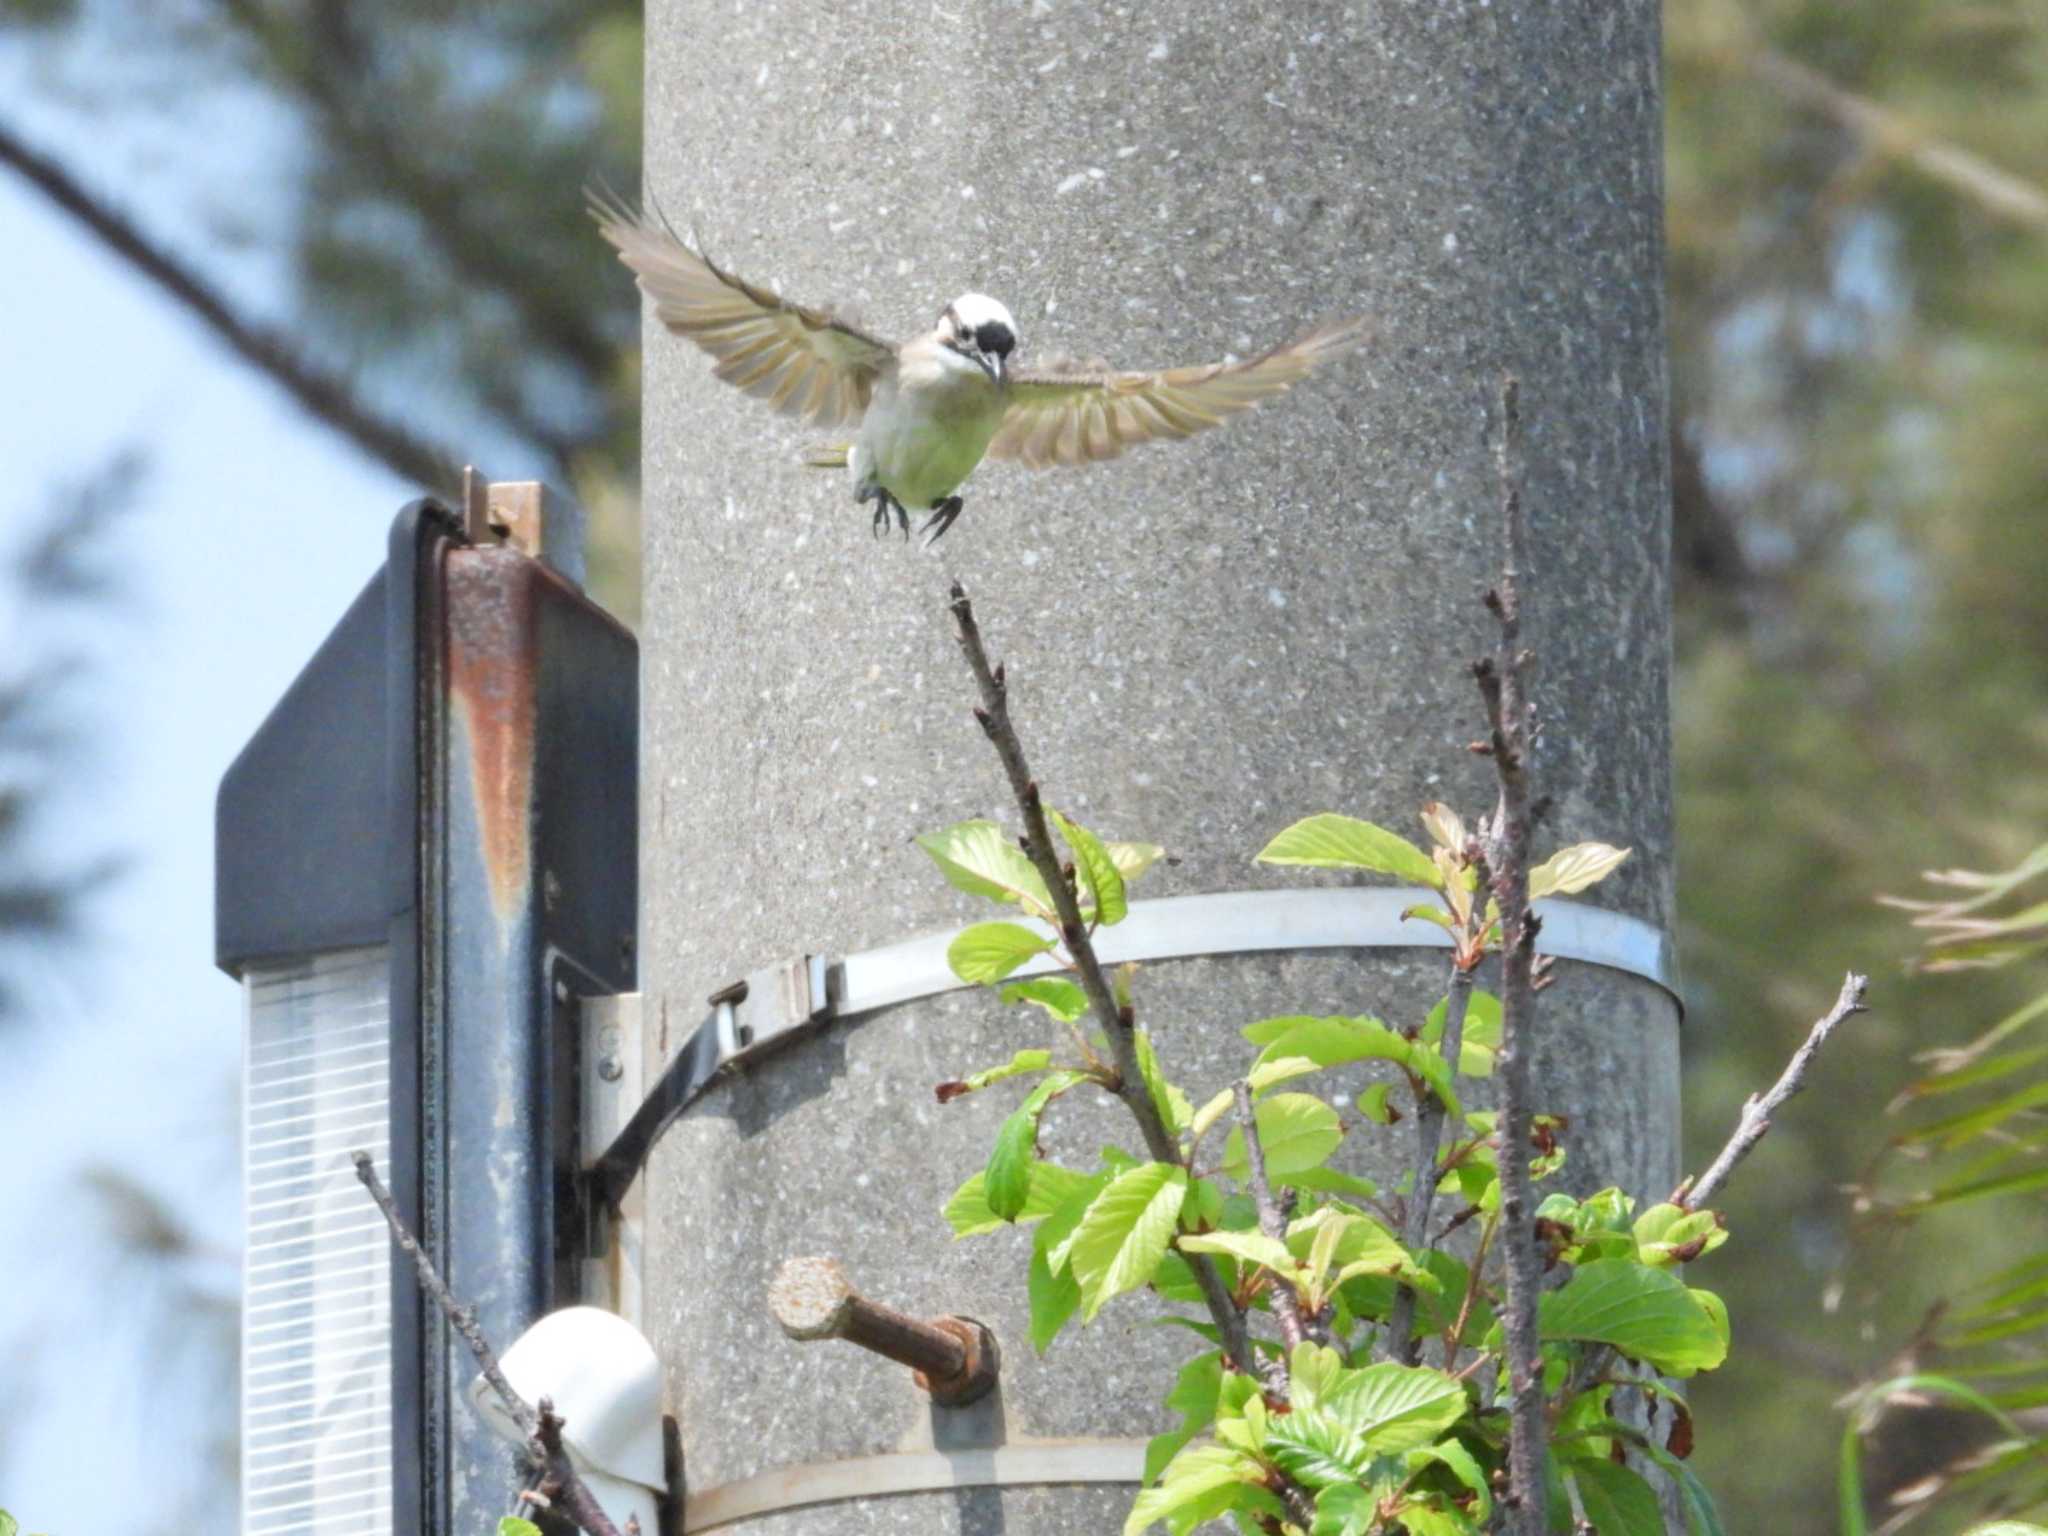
(593, 197, 1367, 545)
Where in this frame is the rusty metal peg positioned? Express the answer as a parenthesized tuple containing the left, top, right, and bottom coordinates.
(768, 1256, 999, 1407)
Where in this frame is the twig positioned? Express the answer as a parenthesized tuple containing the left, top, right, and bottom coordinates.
(1562, 1468, 1594, 1533)
(1384, 961, 1475, 1362)
(1474, 377, 1547, 1536)
(352, 1150, 533, 1436)
(1676, 972, 1870, 1209)
(0, 116, 460, 492)
(1441, 1211, 1496, 1366)
(1747, 43, 2048, 233)
(1234, 1081, 1306, 1366)
(947, 583, 1255, 1378)
(353, 1152, 626, 1536)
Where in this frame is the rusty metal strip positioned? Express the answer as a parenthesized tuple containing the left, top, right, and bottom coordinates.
(681, 1439, 1148, 1533)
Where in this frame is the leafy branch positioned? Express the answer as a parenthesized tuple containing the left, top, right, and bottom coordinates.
(923, 579, 1681, 1531)
(896, 384, 1880, 1535)
(946, 582, 1255, 1378)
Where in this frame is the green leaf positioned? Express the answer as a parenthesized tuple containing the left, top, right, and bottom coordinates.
(1250, 1055, 1325, 1095)
(1027, 1173, 1110, 1350)
(1267, 1407, 1371, 1488)
(1180, 1175, 1224, 1232)
(1124, 1444, 1267, 1535)
(1027, 1239, 1080, 1354)
(1244, 1016, 1460, 1115)
(985, 1111, 1041, 1222)
(983, 1071, 1086, 1222)
(1221, 1092, 1344, 1179)
(1107, 840, 1167, 882)
(1327, 1228, 1423, 1287)
(1690, 1287, 1730, 1355)
(499, 1522, 545, 1536)
(1284, 1165, 1381, 1201)
(1631, 1202, 1728, 1266)
(940, 1047, 1054, 1101)
(1179, 1229, 1301, 1279)
(1626, 1436, 1727, 1536)
(1407, 1438, 1491, 1521)
(1149, 1250, 1232, 1304)
(999, 976, 1088, 1023)
(1357, 1081, 1398, 1123)
(1069, 1162, 1189, 1321)
(1311, 1485, 1377, 1536)
(1135, 1029, 1191, 1135)
(1256, 813, 1443, 887)
(1423, 988, 1502, 1077)
(1528, 841, 1632, 899)
(1145, 1350, 1225, 1483)
(1051, 807, 1129, 926)
(1565, 1460, 1664, 1535)
(916, 820, 1054, 912)
(945, 1161, 1094, 1236)
(1398, 1503, 1480, 1536)
(1540, 1259, 1728, 1374)
(948, 920, 1056, 984)
(1188, 1086, 1235, 1142)
(0, 1514, 17, 1536)
(1322, 1363, 1467, 1451)
(1290, 1341, 1346, 1412)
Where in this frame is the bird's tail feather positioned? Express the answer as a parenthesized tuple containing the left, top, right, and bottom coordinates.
(801, 443, 850, 470)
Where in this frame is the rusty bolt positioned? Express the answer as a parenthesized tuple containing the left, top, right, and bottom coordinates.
(768, 1256, 999, 1407)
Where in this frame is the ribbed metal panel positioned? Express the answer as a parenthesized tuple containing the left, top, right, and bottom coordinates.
(242, 948, 394, 1536)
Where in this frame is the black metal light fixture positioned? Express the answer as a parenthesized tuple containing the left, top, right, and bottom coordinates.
(216, 480, 638, 1536)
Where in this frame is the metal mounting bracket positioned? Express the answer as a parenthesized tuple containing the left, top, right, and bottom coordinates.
(581, 887, 1681, 1214)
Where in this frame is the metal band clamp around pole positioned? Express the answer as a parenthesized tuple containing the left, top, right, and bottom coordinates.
(681, 1439, 1149, 1533)
(585, 887, 1679, 1210)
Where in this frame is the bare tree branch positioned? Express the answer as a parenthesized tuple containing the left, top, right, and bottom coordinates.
(0, 117, 460, 492)
(353, 1152, 627, 1536)
(1748, 45, 2048, 233)
(947, 582, 1254, 1386)
(1474, 376, 1548, 1536)
(1676, 972, 1870, 1210)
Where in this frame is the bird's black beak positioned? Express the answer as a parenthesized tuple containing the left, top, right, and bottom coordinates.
(973, 321, 1014, 391)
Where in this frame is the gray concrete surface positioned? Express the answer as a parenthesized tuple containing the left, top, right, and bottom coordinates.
(640, 3, 1672, 1531)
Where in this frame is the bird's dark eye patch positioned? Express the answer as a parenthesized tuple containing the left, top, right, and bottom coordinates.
(976, 321, 1015, 357)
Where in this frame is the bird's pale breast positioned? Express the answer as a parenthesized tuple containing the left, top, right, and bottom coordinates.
(858, 348, 1007, 509)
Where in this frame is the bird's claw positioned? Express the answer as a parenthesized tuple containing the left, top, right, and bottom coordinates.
(919, 497, 965, 547)
(860, 485, 911, 540)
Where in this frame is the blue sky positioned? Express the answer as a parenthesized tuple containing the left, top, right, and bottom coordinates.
(0, 131, 406, 1532)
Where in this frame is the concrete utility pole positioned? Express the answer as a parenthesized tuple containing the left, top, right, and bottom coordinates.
(640, 6, 1673, 1533)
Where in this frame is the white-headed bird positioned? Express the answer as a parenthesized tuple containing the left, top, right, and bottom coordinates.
(594, 197, 1367, 544)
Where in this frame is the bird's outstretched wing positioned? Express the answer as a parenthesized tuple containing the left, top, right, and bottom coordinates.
(591, 194, 894, 429)
(987, 317, 1368, 470)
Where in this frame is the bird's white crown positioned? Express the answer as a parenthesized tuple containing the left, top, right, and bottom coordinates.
(948, 293, 1017, 335)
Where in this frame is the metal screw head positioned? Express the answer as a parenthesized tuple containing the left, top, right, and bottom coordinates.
(597, 1054, 625, 1082)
